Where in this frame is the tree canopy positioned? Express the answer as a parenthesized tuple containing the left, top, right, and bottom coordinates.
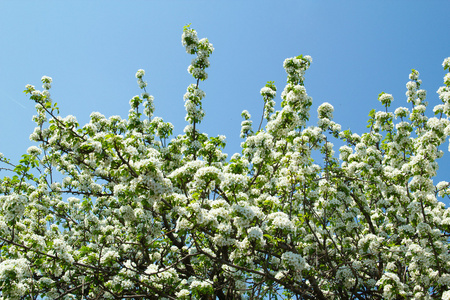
(1, 25, 450, 300)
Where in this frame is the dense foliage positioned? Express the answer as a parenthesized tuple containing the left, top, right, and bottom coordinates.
(1, 25, 450, 299)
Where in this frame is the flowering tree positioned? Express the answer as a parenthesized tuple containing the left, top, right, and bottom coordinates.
(1, 25, 450, 300)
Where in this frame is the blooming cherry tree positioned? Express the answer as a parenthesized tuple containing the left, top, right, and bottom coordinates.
(1, 25, 450, 300)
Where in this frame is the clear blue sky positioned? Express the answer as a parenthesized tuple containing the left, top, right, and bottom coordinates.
(1, 1, 449, 199)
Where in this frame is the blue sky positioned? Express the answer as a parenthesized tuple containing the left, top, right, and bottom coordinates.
(1, 1, 449, 199)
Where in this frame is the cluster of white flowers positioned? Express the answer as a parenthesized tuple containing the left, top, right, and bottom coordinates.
(189, 279, 213, 295)
(267, 212, 295, 232)
(182, 25, 213, 82)
(0, 258, 30, 281)
(193, 166, 223, 190)
(317, 102, 334, 120)
(51, 238, 75, 264)
(0, 194, 27, 224)
(176, 289, 190, 298)
(260, 82, 277, 119)
(443, 291, 450, 300)
(0, 258, 31, 298)
(260, 86, 276, 98)
(27, 145, 42, 156)
(240, 110, 253, 138)
(378, 92, 394, 107)
(394, 106, 410, 119)
(41, 75, 52, 90)
(183, 84, 206, 125)
(443, 57, 450, 70)
(374, 111, 394, 131)
(377, 272, 408, 299)
(135, 69, 147, 89)
(282, 55, 312, 85)
(181, 24, 199, 54)
(283, 85, 309, 110)
(247, 226, 263, 241)
(281, 251, 307, 271)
